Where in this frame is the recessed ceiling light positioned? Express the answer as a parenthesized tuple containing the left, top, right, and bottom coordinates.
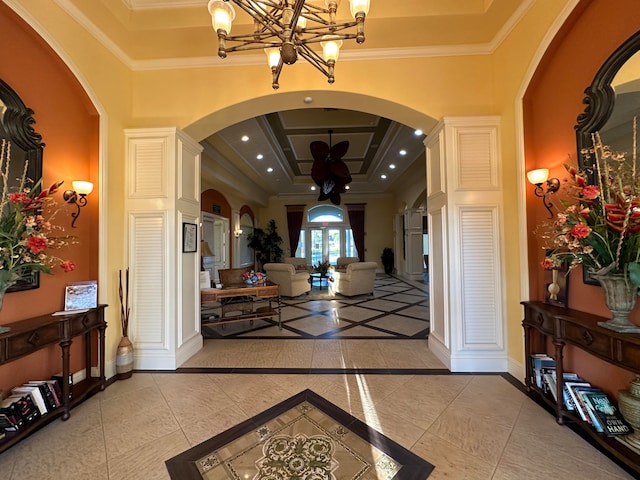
(311, 186, 316, 191)
(256, 154, 263, 160)
(345, 185, 350, 190)
(389, 164, 396, 169)
(381, 174, 387, 179)
(267, 167, 273, 173)
(399, 150, 407, 156)
(414, 129, 423, 136)
(241, 135, 249, 142)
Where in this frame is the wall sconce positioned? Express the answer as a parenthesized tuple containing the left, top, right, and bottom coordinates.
(234, 229, 243, 238)
(527, 168, 560, 218)
(63, 180, 93, 228)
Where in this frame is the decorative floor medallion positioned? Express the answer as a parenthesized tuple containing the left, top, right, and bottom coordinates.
(166, 390, 434, 480)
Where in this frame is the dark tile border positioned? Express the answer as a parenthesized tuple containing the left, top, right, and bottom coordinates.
(167, 367, 453, 375)
(165, 389, 434, 480)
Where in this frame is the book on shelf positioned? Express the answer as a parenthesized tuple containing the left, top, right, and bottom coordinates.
(579, 390, 633, 436)
(0, 401, 23, 432)
(0, 394, 39, 431)
(531, 354, 555, 389)
(573, 386, 605, 431)
(26, 381, 61, 410)
(52, 373, 73, 400)
(11, 385, 48, 416)
(565, 381, 593, 422)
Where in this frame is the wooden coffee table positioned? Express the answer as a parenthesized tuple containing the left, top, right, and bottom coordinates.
(310, 272, 333, 289)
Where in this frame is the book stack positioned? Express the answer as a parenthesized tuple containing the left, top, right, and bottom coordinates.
(564, 381, 633, 436)
(0, 379, 64, 433)
(531, 354, 556, 392)
(529, 354, 632, 437)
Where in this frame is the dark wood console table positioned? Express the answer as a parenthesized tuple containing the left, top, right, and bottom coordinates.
(201, 282, 281, 329)
(522, 301, 640, 474)
(0, 305, 107, 453)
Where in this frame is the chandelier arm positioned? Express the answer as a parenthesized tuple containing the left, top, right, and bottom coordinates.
(287, 0, 305, 40)
(271, 56, 284, 90)
(297, 46, 331, 78)
(231, 1, 284, 38)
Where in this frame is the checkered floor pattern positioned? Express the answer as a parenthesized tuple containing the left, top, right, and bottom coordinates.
(201, 274, 429, 339)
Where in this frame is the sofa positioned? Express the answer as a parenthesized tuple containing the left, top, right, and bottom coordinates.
(283, 257, 313, 273)
(334, 256, 360, 272)
(263, 263, 311, 297)
(331, 261, 377, 297)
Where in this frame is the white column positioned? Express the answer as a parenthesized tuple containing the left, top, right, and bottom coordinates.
(124, 127, 204, 370)
(426, 116, 507, 372)
(403, 208, 426, 281)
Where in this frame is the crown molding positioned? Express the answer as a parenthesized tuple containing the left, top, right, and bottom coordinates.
(52, 0, 536, 72)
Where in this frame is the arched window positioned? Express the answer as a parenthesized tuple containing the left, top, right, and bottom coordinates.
(307, 205, 344, 222)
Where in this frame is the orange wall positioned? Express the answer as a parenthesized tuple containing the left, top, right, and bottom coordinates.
(0, 3, 99, 394)
(524, 0, 640, 395)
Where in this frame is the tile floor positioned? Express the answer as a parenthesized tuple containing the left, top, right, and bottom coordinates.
(0, 275, 636, 479)
(201, 275, 431, 339)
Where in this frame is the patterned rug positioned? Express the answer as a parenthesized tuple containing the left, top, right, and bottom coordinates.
(201, 275, 430, 339)
(165, 389, 434, 479)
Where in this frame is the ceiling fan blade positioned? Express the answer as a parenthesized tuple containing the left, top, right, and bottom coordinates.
(329, 140, 349, 160)
(311, 158, 329, 184)
(329, 160, 351, 180)
(310, 141, 330, 162)
(330, 191, 341, 205)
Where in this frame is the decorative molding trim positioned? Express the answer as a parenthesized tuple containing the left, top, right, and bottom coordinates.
(52, 0, 536, 72)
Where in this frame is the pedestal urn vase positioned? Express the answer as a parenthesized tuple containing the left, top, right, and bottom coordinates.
(594, 274, 640, 334)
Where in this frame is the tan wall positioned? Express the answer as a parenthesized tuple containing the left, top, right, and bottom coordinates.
(258, 196, 395, 266)
(6, 0, 590, 376)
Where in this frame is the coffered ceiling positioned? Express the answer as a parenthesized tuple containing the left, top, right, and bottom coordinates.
(57, 0, 531, 198)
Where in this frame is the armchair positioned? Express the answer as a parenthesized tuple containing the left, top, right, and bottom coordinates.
(332, 261, 377, 297)
(334, 256, 360, 272)
(283, 257, 313, 273)
(263, 263, 311, 297)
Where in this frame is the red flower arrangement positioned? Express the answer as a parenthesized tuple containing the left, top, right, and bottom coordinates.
(537, 120, 640, 286)
(0, 139, 75, 298)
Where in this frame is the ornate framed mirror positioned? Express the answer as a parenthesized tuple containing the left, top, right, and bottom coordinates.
(576, 30, 640, 165)
(575, 30, 640, 285)
(0, 78, 44, 291)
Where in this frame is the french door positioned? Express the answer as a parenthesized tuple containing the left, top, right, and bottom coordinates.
(307, 227, 347, 264)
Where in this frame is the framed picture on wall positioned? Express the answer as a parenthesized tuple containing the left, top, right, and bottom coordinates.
(182, 222, 197, 253)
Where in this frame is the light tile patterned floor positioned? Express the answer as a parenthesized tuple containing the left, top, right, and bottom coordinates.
(0, 370, 634, 479)
(202, 275, 431, 339)
(0, 275, 635, 479)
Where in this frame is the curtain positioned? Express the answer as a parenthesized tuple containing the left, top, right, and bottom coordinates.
(285, 204, 305, 256)
(346, 203, 366, 261)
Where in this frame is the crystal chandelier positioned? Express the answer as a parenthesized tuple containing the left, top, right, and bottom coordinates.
(207, 0, 371, 89)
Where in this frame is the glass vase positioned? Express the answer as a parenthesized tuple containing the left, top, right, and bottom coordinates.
(594, 274, 640, 333)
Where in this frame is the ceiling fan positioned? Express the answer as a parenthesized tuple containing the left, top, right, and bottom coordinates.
(310, 130, 352, 205)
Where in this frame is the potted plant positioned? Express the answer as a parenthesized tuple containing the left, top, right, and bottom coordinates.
(247, 219, 283, 271)
(381, 247, 394, 275)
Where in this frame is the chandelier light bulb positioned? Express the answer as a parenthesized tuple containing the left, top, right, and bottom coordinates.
(208, 0, 235, 34)
(265, 47, 281, 69)
(349, 0, 370, 16)
(321, 35, 342, 62)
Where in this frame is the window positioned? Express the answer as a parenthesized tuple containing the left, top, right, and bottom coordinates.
(295, 205, 356, 262)
(308, 205, 343, 222)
